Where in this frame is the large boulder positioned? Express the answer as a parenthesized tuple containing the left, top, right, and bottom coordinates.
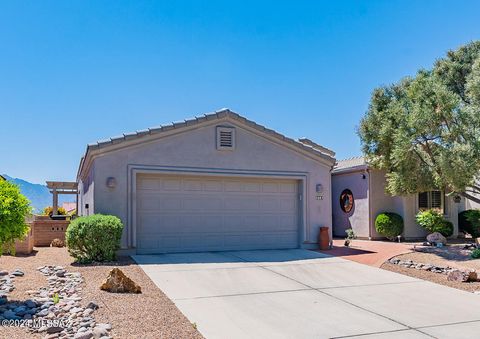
(100, 268, 141, 293)
(426, 232, 447, 245)
(447, 269, 477, 282)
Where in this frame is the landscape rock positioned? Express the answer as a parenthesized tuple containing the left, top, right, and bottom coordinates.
(50, 238, 65, 247)
(447, 269, 478, 282)
(96, 323, 111, 331)
(426, 232, 447, 245)
(11, 269, 24, 276)
(3, 310, 19, 320)
(0, 265, 111, 339)
(74, 330, 94, 339)
(93, 326, 109, 338)
(86, 301, 99, 310)
(47, 326, 64, 334)
(464, 243, 477, 250)
(100, 268, 141, 293)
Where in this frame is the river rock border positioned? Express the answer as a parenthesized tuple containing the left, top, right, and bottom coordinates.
(388, 258, 478, 282)
(0, 265, 113, 339)
(388, 258, 455, 274)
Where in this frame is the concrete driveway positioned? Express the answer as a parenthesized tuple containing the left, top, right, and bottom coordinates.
(133, 249, 480, 339)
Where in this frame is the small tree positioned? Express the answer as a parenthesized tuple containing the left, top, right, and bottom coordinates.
(0, 180, 31, 255)
(358, 41, 480, 203)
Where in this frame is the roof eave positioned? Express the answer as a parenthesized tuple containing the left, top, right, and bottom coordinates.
(332, 164, 369, 175)
(77, 109, 336, 179)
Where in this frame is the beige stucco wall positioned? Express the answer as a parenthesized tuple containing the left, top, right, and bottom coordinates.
(332, 168, 461, 240)
(369, 170, 405, 239)
(78, 165, 94, 216)
(400, 193, 460, 239)
(80, 121, 334, 250)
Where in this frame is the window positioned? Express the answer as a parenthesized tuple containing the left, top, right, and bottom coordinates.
(216, 126, 235, 150)
(418, 191, 445, 213)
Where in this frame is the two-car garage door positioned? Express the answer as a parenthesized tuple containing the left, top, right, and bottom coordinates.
(136, 174, 301, 254)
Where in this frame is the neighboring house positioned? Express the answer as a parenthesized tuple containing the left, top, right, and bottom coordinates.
(62, 202, 76, 214)
(332, 156, 470, 240)
(76, 109, 336, 254)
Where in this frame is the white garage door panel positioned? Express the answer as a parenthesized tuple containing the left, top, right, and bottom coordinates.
(136, 174, 300, 254)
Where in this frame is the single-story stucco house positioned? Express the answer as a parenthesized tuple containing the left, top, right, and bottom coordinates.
(77, 109, 336, 254)
(332, 156, 476, 240)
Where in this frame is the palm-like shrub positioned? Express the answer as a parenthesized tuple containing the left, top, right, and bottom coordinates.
(66, 214, 123, 263)
(375, 213, 404, 240)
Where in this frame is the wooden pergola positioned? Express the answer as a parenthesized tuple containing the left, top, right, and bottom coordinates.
(46, 181, 78, 216)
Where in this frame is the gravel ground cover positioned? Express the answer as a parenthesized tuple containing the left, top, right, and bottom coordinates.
(0, 247, 203, 339)
(381, 246, 480, 293)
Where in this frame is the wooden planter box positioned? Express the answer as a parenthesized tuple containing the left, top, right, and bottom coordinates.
(31, 216, 70, 247)
(14, 225, 34, 254)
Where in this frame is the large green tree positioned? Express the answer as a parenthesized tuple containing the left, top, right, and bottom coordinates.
(0, 180, 31, 255)
(359, 41, 480, 203)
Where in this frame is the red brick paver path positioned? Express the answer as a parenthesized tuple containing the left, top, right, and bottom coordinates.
(318, 239, 419, 267)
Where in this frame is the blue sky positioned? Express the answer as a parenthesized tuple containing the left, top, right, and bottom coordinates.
(1, 1, 479, 184)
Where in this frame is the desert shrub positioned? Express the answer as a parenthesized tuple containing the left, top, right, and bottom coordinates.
(415, 210, 453, 237)
(459, 210, 480, 237)
(471, 248, 480, 259)
(345, 228, 356, 240)
(66, 214, 123, 263)
(375, 213, 404, 240)
(0, 180, 31, 255)
(50, 238, 64, 248)
(438, 220, 454, 237)
(43, 206, 66, 216)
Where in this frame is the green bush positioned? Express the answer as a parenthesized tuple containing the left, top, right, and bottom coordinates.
(65, 214, 123, 263)
(415, 210, 453, 237)
(438, 220, 454, 237)
(0, 180, 31, 255)
(375, 213, 404, 239)
(459, 210, 480, 237)
(471, 248, 480, 259)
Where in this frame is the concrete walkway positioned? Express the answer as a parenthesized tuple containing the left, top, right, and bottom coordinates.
(319, 239, 417, 267)
(133, 249, 480, 339)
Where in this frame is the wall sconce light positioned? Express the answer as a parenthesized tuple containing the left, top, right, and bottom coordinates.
(106, 177, 117, 189)
(316, 184, 324, 200)
(316, 184, 324, 193)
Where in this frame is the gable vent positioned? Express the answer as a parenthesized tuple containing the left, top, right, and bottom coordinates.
(216, 126, 235, 150)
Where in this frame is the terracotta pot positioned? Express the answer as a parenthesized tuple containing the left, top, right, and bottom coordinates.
(318, 226, 330, 250)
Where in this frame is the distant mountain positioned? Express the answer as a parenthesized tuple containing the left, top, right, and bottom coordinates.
(2, 175, 74, 213)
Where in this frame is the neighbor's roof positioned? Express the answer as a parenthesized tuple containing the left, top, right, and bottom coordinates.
(333, 156, 368, 174)
(77, 108, 336, 179)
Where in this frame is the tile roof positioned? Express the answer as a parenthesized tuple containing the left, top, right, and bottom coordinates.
(78, 108, 336, 179)
(333, 156, 367, 173)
